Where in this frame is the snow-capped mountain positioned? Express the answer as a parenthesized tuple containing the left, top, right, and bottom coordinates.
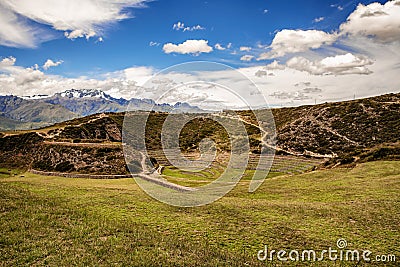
(45, 89, 204, 116)
(56, 89, 113, 100)
(0, 89, 204, 130)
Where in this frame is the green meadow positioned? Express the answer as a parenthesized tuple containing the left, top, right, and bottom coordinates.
(0, 161, 399, 266)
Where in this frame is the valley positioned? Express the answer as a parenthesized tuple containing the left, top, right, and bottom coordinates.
(0, 91, 399, 265)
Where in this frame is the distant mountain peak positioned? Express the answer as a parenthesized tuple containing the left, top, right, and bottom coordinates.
(173, 102, 190, 108)
(56, 89, 112, 100)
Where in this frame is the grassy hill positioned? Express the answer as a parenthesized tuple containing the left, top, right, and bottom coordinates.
(271, 93, 400, 159)
(0, 93, 399, 176)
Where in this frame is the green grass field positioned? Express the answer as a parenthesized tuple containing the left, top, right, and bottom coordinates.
(0, 161, 399, 266)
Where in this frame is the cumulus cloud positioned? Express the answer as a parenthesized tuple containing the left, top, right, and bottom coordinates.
(0, 56, 46, 88)
(258, 0, 400, 62)
(172, 21, 205, 32)
(286, 53, 373, 75)
(340, 0, 400, 43)
(0, 53, 398, 109)
(258, 29, 337, 60)
(64, 29, 96, 40)
(214, 43, 226, 50)
(123, 66, 154, 86)
(43, 59, 63, 70)
(0, 56, 151, 98)
(254, 0, 400, 81)
(163, 39, 213, 55)
(265, 60, 286, 70)
(240, 55, 254, 61)
(0, 56, 17, 67)
(0, 0, 149, 46)
(240, 46, 252, 51)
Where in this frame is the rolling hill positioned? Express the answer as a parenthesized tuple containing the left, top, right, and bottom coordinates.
(0, 92, 399, 175)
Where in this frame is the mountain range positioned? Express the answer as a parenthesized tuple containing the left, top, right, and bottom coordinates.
(0, 89, 203, 130)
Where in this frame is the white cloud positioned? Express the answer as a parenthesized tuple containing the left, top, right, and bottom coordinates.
(189, 25, 205, 31)
(149, 41, 160, 47)
(0, 56, 46, 88)
(0, 57, 152, 99)
(240, 55, 254, 61)
(240, 45, 398, 106)
(263, 9, 268, 14)
(0, 56, 17, 67)
(314, 17, 324, 23)
(256, 0, 400, 79)
(64, 29, 96, 40)
(286, 53, 373, 75)
(163, 40, 213, 55)
(340, 0, 400, 43)
(123, 66, 154, 86)
(214, 43, 232, 50)
(0, 0, 148, 46)
(258, 29, 337, 60)
(0, 48, 398, 109)
(43, 59, 63, 70)
(172, 21, 205, 32)
(214, 43, 226, 50)
(331, 4, 344, 11)
(0, 4, 44, 48)
(265, 60, 285, 70)
(172, 21, 185, 31)
(240, 46, 252, 51)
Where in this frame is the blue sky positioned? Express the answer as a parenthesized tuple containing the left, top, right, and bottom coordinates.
(0, 0, 387, 73)
(0, 0, 399, 108)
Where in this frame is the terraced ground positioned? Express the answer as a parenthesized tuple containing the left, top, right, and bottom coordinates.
(0, 93, 398, 185)
(147, 150, 326, 187)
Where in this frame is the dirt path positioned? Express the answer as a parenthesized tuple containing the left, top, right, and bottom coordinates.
(213, 113, 333, 158)
(42, 141, 121, 147)
(135, 152, 196, 192)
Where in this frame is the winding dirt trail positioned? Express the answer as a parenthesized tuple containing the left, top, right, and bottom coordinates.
(134, 152, 196, 192)
(213, 113, 335, 158)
